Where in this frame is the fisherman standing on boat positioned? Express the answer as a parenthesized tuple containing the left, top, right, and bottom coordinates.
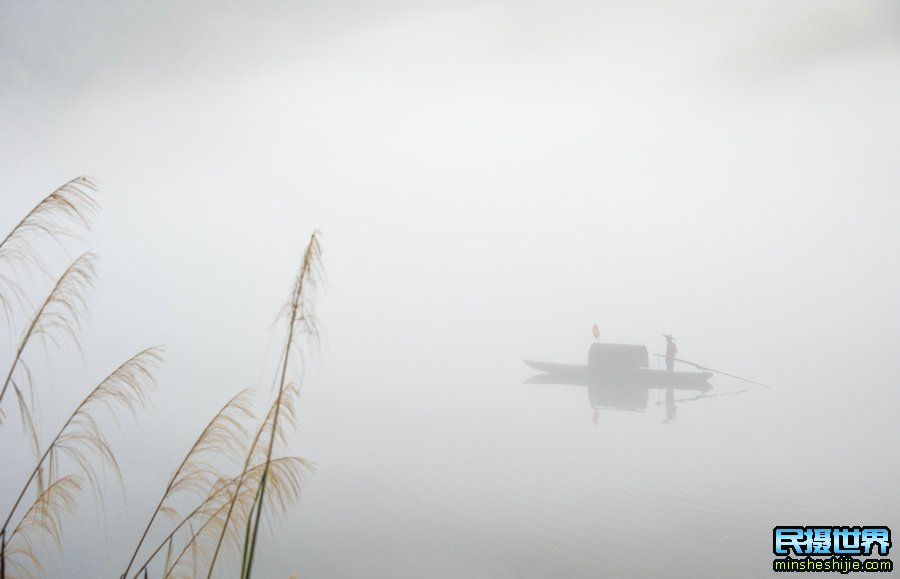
(592, 322, 600, 342)
(664, 334, 677, 372)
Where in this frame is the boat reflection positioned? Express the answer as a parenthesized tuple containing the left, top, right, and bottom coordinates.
(664, 387, 676, 423)
(524, 371, 708, 423)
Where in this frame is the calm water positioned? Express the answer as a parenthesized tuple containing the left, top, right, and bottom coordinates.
(19, 326, 900, 578)
(249, 341, 899, 578)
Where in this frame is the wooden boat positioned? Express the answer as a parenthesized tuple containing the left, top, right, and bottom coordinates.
(524, 343, 713, 391)
(523, 359, 712, 387)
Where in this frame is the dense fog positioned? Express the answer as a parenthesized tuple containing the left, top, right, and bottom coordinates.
(2, 1, 899, 577)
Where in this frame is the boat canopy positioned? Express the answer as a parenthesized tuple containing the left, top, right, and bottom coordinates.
(588, 343, 649, 370)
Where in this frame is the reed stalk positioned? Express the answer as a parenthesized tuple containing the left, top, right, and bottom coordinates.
(240, 231, 321, 579)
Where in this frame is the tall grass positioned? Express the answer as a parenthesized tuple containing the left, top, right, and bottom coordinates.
(1, 179, 323, 578)
(240, 231, 321, 579)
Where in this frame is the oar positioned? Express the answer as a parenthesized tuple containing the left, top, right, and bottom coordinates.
(655, 388, 764, 406)
(653, 354, 773, 389)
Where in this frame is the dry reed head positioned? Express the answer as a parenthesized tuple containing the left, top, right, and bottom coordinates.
(253, 382, 301, 463)
(0, 178, 99, 505)
(25, 251, 97, 354)
(1, 251, 98, 402)
(193, 381, 304, 579)
(0, 176, 98, 325)
(163, 389, 256, 505)
(4, 475, 83, 579)
(0, 178, 99, 425)
(53, 347, 163, 496)
(121, 389, 258, 578)
(0, 347, 163, 579)
(0, 176, 98, 265)
(281, 231, 324, 353)
(0, 251, 99, 503)
(162, 457, 312, 578)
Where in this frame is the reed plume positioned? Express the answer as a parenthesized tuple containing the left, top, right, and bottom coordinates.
(1, 179, 104, 579)
(1, 348, 162, 547)
(0, 177, 97, 325)
(0, 251, 97, 512)
(163, 457, 310, 579)
(129, 446, 310, 578)
(0, 179, 98, 504)
(121, 390, 254, 577)
(2, 475, 83, 579)
(0, 348, 161, 578)
(0, 252, 97, 418)
(128, 381, 305, 578)
(0, 177, 97, 260)
(128, 463, 258, 577)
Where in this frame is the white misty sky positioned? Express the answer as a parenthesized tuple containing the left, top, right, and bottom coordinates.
(5, 0, 896, 368)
